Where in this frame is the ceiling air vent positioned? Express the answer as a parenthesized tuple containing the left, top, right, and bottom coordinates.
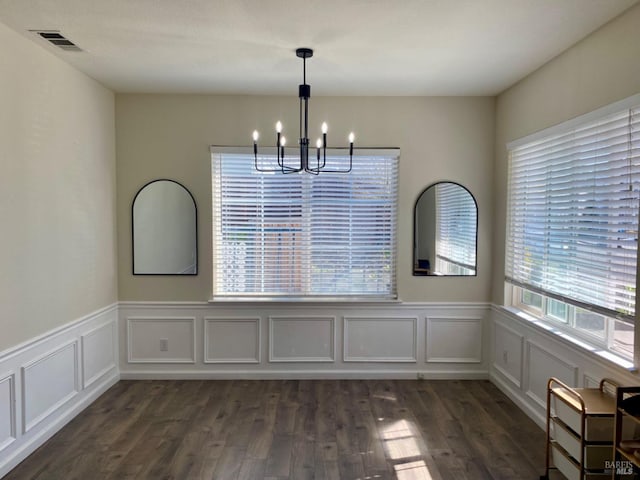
(30, 30, 83, 52)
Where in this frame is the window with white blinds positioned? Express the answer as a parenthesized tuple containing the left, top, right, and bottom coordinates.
(506, 105, 640, 322)
(211, 148, 399, 299)
(435, 183, 477, 275)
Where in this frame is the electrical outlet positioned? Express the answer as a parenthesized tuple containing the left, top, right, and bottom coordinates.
(417, 372, 426, 380)
(160, 338, 169, 352)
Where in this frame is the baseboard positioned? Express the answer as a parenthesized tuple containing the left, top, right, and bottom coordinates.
(120, 369, 490, 380)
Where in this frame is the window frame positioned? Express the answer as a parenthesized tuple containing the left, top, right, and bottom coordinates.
(510, 285, 632, 360)
(210, 146, 400, 301)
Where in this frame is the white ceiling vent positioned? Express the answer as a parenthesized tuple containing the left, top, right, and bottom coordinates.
(30, 30, 82, 52)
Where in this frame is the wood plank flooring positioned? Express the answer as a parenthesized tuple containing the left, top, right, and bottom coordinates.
(4, 380, 549, 480)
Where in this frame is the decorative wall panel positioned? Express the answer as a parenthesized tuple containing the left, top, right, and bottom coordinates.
(21, 341, 78, 433)
(81, 321, 116, 388)
(0, 373, 15, 452)
(426, 317, 482, 363)
(269, 316, 335, 362)
(493, 321, 524, 388)
(344, 317, 417, 362)
(127, 317, 196, 363)
(205, 318, 260, 363)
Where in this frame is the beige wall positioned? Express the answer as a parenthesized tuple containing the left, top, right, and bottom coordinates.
(116, 95, 495, 302)
(0, 23, 117, 351)
(492, 3, 640, 304)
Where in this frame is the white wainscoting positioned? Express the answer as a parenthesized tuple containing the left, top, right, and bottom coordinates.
(21, 340, 79, 434)
(524, 340, 578, 409)
(204, 317, 260, 364)
(81, 321, 116, 389)
(0, 373, 16, 453)
(583, 373, 602, 388)
(489, 306, 639, 428)
(270, 316, 335, 362)
(4, 300, 638, 478)
(426, 316, 483, 363)
(127, 317, 196, 363)
(492, 322, 524, 388)
(119, 302, 490, 379)
(344, 317, 417, 362)
(0, 304, 119, 478)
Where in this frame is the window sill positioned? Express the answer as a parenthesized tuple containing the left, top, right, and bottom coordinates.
(501, 306, 635, 371)
(208, 296, 401, 305)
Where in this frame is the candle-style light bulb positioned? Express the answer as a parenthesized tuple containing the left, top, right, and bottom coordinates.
(253, 130, 259, 142)
(321, 122, 328, 134)
(281, 136, 286, 147)
(349, 132, 355, 143)
(276, 121, 282, 133)
(316, 138, 322, 149)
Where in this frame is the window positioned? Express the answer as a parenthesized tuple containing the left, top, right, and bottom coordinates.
(505, 99, 640, 360)
(211, 148, 399, 299)
(512, 287, 633, 359)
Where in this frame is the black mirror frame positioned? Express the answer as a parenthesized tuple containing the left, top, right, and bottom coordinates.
(131, 178, 198, 276)
(412, 180, 478, 277)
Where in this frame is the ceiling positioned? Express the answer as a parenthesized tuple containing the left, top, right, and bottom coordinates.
(0, 0, 637, 96)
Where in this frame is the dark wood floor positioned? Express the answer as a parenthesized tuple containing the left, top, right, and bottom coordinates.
(5, 380, 549, 480)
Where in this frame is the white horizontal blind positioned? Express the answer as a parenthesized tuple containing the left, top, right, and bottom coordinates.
(506, 106, 640, 321)
(212, 150, 399, 298)
(435, 183, 477, 275)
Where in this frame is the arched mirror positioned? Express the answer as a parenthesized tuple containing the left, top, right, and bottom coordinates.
(132, 179, 197, 275)
(413, 181, 477, 276)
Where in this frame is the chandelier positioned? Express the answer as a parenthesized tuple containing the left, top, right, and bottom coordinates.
(252, 48, 354, 174)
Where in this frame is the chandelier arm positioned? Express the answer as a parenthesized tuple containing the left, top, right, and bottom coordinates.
(321, 139, 327, 168)
(283, 166, 302, 174)
(255, 160, 291, 173)
(254, 144, 300, 172)
(308, 167, 351, 173)
(307, 151, 353, 173)
(252, 145, 270, 172)
(280, 146, 302, 173)
(281, 162, 300, 172)
(277, 132, 283, 167)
